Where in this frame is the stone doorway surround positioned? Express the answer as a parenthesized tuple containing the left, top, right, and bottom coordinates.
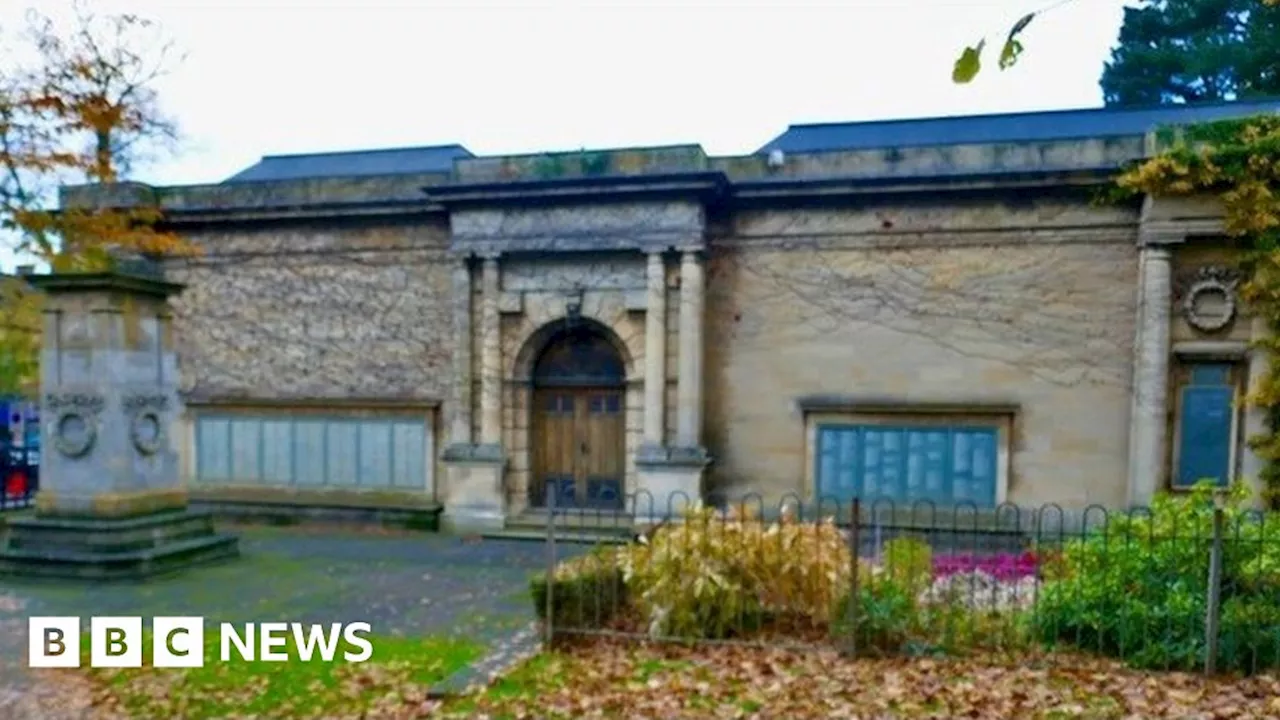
(433, 179, 720, 533)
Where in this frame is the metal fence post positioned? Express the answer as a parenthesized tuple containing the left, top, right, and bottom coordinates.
(845, 497, 861, 657)
(1204, 495, 1225, 675)
(544, 489, 557, 646)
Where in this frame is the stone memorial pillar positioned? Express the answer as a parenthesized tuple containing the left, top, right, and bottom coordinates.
(0, 272, 239, 580)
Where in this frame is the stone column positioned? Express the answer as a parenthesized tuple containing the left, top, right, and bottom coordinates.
(448, 259, 473, 447)
(643, 252, 667, 446)
(1127, 245, 1173, 507)
(1242, 314, 1271, 507)
(676, 250, 704, 448)
(479, 255, 502, 447)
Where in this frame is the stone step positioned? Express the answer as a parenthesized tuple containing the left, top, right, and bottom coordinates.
(479, 529, 630, 545)
(0, 532, 240, 581)
(3, 509, 208, 532)
(5, 513, 218, 555)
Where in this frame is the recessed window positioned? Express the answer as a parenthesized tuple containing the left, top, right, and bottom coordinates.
(195, 412, 432, 491)
(1173, 363, 1238, 489)
(814, 421, 1003, 507)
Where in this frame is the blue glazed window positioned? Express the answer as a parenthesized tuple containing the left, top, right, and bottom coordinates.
(194, 412, 431, 491)
(816, 423, 1000, 507)
(1174, 364, 1236, 489)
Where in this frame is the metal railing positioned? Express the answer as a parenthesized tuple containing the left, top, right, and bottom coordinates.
(0, 445, 38, 512)
(535, 490, 1280, 676)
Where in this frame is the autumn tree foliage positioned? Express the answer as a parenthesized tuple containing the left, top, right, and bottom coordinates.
(0, 2, 188, 395)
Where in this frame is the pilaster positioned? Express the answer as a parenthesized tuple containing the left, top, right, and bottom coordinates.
(675, 250, 704, 448)
(642, 252, 667, 447)
(1127, 243, 1174, 507)
(1242, 315, 1271, 508)
(479, 254, 502, 446)
(447, 258, 473, 447)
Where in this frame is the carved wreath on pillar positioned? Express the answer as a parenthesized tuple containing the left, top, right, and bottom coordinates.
(1175, 265, 1242, 334)
(123, 394, 169, 456)
(45, 393, 105, 458)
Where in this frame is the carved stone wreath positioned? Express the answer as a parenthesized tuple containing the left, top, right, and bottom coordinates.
(131, 412, 163, 456)
(1175, 266, 1241, 334)
(123, 393, 169, 456)
(45, 393, 105, 459)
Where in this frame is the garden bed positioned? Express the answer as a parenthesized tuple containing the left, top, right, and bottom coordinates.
(532, 486, 1280, 674)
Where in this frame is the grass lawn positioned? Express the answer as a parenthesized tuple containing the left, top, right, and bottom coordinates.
(433, 639, 1280, 719)
(81, 630, 480, 719)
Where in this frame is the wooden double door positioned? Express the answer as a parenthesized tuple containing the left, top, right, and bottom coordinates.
(531, 387, 625, 510)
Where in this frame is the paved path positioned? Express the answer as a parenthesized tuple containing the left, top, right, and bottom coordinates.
(0, 524, 569, 719)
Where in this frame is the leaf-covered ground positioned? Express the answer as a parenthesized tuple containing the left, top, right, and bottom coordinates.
(30, 635, 1280, 718)
(435, 639, 1280, 719)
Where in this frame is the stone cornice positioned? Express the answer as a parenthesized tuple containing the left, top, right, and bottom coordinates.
(27, 272, 184, 299)
(1172, 341, 1249, 361)
(1138, 218, 1227, 246)
(423, 172, 730, 209)
(729, 167, 1119, 204)
(183, 395, 441, 410)
(57, 166, 1129, 228)
(59, 174, 452, 226)
(796, 395, 1021, 415)
(156, 202, 446, 227)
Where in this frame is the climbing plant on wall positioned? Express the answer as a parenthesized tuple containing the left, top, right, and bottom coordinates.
(1112, 115, 1280, 504)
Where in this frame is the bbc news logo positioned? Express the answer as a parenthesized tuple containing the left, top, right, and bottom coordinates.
(29, 617, 373, 668)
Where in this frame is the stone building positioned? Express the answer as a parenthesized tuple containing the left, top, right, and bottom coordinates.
(61, 98, 1280, 531)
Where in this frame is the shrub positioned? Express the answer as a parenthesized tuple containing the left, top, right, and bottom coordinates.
(1033, 482, 1280, 673)
(618, 504, 852, 639)
(882, 536, 932, 593)
(529, 546, 627, 630)
(830, 572, 918, 655)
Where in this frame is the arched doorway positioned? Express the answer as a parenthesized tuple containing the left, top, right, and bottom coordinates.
(530, 325, 626, 510)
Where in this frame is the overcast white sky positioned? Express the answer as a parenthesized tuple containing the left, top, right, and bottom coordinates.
(0, 0, 1131, 186)
(0, 0, 1129, 268)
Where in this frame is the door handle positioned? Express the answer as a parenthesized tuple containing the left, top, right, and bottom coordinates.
(580, 442, 589, 455)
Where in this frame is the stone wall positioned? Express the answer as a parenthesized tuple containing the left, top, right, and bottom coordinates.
(703, 195, 1142, 508)
(166, 217, 454, 402)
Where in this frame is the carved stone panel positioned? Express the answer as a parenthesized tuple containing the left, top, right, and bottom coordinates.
(450, 202, 706, 254)
(502, 256, 646, 293)
(1174, 265, 1241, 334)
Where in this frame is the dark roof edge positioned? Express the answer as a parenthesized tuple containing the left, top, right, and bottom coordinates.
(780, 96, 1280, 131)
(758, 133, 1147, 157)
(157, 200, 448, 226)
(256, 143, 474, 161)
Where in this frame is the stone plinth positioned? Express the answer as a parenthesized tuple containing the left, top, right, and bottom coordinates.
(0, 272, 238, 580)
(633, 446, 710, 521)
(439, 444, 507, 533)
